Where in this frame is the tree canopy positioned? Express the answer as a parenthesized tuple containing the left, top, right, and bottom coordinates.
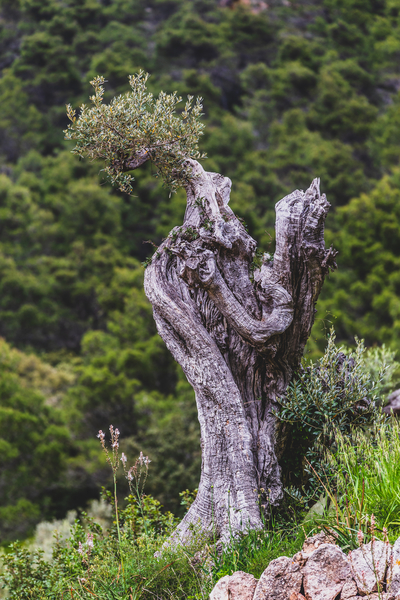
(0, 0, 400, 542)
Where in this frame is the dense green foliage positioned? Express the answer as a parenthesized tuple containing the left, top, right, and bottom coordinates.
(275, 334, 399, 516)
(0, 518, 305, 600)
(0, 339, 74, 543)
(276, 334, 395, 489)
(1, 0, 400, 542)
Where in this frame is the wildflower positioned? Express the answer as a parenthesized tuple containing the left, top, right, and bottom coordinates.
(357, 529, 364, 546)
(87, 533, 94, 548)
(138, 451, 151, 466)
(78, 541, 84, 554)
(371, 514, 376, 529)
(97, 430, 105, 442)
(121, 452, 127, 465)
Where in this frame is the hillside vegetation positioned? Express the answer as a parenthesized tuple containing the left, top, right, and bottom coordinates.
(0, 0, 400, 542)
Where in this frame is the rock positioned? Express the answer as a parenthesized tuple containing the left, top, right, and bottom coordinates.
(290, 594, 306, 600)
(341, 579, 358, 599)
(389, 535, 400, 596)
(363, 595, 396, 600)
(209, 571, 257, 600)
(209, 574, 229, 600)
(253, 556, 302, 600)
(302, 532, 336, 557)
(293, 531, 338, 567)
(303, 543, 355, 600)
(348, 540, 390, 594)
(342, 596, 396, 600)
(383, 389, 400, 416)
(342, 597, 395, 600)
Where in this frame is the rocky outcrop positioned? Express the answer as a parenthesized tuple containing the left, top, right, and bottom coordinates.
(209, 533, 400, 600)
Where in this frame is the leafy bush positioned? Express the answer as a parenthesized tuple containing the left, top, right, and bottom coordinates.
(361, 344, 400, 399)
(276, 331, 389, 495)
(1, 522, 208, 600)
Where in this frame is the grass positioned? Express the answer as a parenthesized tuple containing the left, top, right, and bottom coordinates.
(0, 425, 307, 600)
(0, 512, 306, 599)
(211, 524, 305, 582)
(3, 418, 400, 599)
(303, 418, 400, 551)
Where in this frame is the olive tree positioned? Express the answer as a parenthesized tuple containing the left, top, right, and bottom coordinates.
(65, 72, 336, 542)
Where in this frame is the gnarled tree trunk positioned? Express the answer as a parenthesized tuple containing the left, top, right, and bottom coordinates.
(144, 160, 336, 543)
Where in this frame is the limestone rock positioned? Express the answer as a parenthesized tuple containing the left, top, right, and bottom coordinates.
(341, 597, 396, 600)
(302, 532, 336, 557)
(389, 535, 400, 596)
(209, 571, 257, 600)
(342, 597, 394, 600)
(292, 551, 306, 567)
(209, 574, 229, 600)
(303, 543, 354, 600)
(253, 556, 302, 600)
(348, 540, 390, 594)
(293, 531, 337, 567)
(341, 578, 358, 599)
(363, 594, 395, 600)
(383, 389, 400, 415)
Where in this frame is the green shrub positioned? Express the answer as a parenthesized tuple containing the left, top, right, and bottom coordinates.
(276, 331, 389, 498)
(64, 71, 206, 194)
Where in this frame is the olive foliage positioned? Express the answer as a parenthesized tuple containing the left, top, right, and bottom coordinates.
(65, 71, 206, 193)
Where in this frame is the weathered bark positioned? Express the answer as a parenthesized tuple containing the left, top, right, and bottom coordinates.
(144, 159, 336, 543)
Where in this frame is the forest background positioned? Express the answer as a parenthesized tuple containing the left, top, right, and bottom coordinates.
(1, 0, 400, 545)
